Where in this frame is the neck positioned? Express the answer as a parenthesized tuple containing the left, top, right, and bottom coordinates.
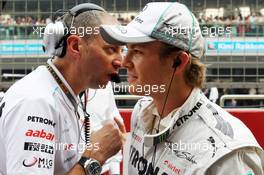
(52, 58, 83, 96)
(153, 83, 193, 118)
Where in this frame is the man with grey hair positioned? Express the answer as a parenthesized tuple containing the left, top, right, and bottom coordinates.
(0, 3, 125, 175)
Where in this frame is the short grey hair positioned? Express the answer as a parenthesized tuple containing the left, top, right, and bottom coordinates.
(63, 10, 115, 40)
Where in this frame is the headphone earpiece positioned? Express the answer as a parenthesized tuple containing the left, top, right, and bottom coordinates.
(54, 21, 68, 57)
(42, 3, 105, 58)
(172, 58, 181, 68)
(43, 21, 64, 56)
(43, 21, 66, 57)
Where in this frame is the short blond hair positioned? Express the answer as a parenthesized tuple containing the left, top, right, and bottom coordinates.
(183, 57, 206, 88)
(160, 43, 206, 88)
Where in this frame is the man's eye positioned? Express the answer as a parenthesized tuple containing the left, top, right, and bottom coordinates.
(107, 47, 116, 54)
(133, 49, 142, 54)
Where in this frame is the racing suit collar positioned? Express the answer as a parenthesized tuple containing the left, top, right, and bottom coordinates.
(141, 102, 178, 134)
(142, 88, 203, 147)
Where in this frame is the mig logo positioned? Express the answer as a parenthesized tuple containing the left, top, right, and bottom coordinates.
(22, 157, 38, 167)
(23, 157, 53, 169)
(25, 129, 55, 141)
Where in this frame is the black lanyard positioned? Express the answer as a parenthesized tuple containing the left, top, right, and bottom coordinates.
(46, 64, 90, 145)
(46, 64, 78, 111)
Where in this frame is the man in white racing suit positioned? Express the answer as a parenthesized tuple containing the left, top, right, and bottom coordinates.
(100, 2, 264, 175)
(0, 3, 126, 175)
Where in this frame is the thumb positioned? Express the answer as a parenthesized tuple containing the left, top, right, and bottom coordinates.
(114, 117, 126, 134)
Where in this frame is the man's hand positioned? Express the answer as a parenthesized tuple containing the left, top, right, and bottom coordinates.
(113, 117, 126, 144)
(83, 118, 126, 165)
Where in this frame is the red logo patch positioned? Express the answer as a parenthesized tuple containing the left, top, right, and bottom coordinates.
(25, 129, 55, 141)
(164, 160, 181, 174)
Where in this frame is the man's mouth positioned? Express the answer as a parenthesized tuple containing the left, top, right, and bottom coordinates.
(109, 73, 121, 83)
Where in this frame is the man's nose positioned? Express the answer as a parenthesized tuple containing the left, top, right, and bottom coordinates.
(121, 55, 132, 68)
(112, 59, 122, 69)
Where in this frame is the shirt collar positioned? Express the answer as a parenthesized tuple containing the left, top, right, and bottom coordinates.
(141, 101, 179, 133)
(141, 88, 204, 147)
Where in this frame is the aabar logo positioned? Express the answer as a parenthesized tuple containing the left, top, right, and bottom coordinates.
(25, 129, 55, 141)
(164, 160, 181, 174)
(23, 157, 38, 167)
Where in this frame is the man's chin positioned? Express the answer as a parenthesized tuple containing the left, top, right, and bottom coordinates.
(97, 81, 109, 89)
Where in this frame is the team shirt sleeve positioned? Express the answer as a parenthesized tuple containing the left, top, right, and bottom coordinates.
(206, 147, 264, 175)
(3, 97, 57, 175)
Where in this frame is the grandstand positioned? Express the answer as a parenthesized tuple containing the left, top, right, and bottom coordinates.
(0, 0, 264, 92)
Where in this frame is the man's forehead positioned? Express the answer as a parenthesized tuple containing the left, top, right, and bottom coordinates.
(99, 35, 122, 48)
(127, 41, 163, 49)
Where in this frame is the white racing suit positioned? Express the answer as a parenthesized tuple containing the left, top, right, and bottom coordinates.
(124, 88, 264, 175)
(0, 60, 85, 175)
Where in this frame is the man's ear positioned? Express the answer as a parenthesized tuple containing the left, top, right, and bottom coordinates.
(66, 35, 81, 56)
(172, 58, 181, 68)
(173, 52, 190, 71)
